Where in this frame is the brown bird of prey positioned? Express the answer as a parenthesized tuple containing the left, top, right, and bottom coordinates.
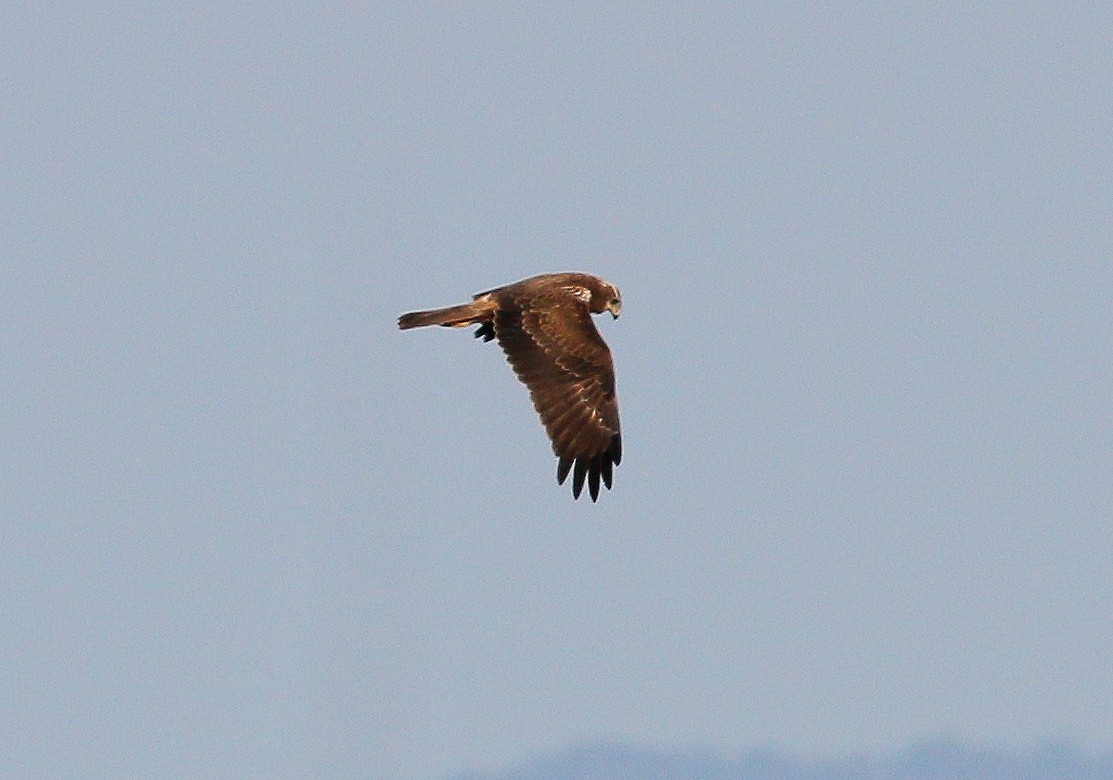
(398, 273, 622, 501)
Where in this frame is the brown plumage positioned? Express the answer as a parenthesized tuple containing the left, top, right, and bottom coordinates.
(398, 273, 622, 501)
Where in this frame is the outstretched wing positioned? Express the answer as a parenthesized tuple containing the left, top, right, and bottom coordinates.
(494, 286, 621, 501)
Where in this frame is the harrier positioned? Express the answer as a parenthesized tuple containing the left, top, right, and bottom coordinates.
(398, 273, 622, 501)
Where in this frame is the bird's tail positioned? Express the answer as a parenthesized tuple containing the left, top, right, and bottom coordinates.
(397, 298, 496, 330)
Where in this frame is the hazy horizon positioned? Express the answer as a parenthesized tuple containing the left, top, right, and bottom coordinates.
(449, 740, 1113, 780)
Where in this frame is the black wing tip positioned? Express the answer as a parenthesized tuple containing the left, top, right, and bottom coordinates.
(474, 322, 495, 342)
(557, 455, 573, 485)
(557, 445, 620, 502)
(572, 458, 588, 499)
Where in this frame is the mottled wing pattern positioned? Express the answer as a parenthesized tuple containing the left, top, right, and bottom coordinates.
(494, 287, 622, 501)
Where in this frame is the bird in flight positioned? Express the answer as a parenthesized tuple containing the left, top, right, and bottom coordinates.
(398, 273, 622, 501)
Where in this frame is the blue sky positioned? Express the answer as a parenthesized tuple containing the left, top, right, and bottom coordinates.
(3, 4, 1111, 779)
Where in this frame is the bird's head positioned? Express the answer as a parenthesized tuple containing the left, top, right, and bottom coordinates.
(606, 294, 622, 319)
(599, 281, 622, 319)
(580, 275, 621, 319)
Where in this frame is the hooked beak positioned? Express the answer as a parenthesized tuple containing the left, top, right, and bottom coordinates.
(607, 300, 622, 319)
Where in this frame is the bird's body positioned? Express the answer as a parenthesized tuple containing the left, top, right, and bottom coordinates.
(398, 273, 622, 501)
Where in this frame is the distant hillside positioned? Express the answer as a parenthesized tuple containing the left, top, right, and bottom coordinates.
(449, 740, 1113, 780)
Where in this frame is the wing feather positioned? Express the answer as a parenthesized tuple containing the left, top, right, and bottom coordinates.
(572, 458, 588, 499)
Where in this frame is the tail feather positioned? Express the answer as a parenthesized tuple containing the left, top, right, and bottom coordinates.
(397, 299, 495, 330)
